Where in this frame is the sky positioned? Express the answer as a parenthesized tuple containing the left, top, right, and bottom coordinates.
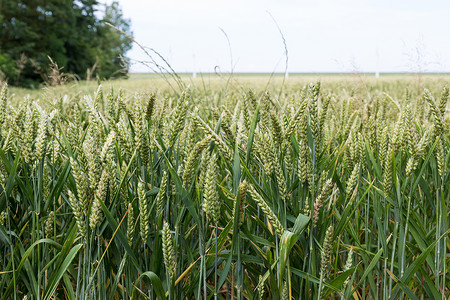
(99, 0, 450, 73)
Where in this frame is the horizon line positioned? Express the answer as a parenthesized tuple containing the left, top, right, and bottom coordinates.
(128, 71, 450, 75)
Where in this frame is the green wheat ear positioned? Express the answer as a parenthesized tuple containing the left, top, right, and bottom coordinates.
(90, 169, 108, 230)
(343, 247, 354, 289)
(0, 83, 7, 125)
(68, 190, 86, 240)
(257, 275, 265, 300)
(127, 203, 135, 246)
(313, 178, 333, 227)
(34, 111, 48, 162)
(233, 180, 248, 227)
(282, 281, 288, 300)
(182, 135, 211, 185)
(156, 171, 168, 213)
(162, 221, 176, 280)
(346, 162, 360, 199)
(138, 182, 149, 243)
(309, 81, 321, 144)
(168, 89, 190, 145)
(70, 157, 90, 213)
(319, 225, 334, 297)
(202, 153, 220, 226)
(248, 184, 285, 237)
(145, 93, 156, 121)
(0, 210, 7, 226)
(45, 211, 55, 238)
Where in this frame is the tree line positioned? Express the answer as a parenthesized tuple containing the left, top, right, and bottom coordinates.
(0, 0, 133, 87)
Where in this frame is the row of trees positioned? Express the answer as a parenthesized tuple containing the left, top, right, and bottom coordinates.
(0, 0, 132, 87)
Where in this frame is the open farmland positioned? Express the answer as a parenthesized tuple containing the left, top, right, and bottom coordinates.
(0, 74, 449, 299)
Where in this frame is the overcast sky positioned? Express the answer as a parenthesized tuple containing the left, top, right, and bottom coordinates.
(99, 0, 450, 73)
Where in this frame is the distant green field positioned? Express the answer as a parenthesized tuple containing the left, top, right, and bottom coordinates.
(8, 72, 450, 101)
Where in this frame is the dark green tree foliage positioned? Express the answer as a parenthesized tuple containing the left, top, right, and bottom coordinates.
(0, 0, 132, 87)
(95, 1, 132, 78)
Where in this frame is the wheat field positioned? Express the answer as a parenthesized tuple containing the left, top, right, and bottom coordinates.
(0, 75, 449, 299)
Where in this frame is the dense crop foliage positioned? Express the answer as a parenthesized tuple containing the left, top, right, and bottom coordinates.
(0, 79, 448, 299)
